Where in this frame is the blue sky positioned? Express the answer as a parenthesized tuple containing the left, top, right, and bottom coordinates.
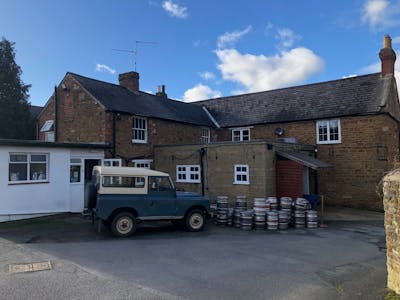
(1, 0, 400, 106)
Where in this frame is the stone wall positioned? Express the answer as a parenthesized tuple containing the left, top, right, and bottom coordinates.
(383, 170, 400, 294)
(215, 114, 400, 210)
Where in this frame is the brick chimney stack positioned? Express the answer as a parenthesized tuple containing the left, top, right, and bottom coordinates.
(118, 71, 139, 92)
(379, 35, 396, 76)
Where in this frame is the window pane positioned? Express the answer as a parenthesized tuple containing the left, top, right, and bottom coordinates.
(103, 176, 145, 188)
(30, 163, 47, 180)
(31, 154, 47, 162)
(9, 163, 28, 181)
(329, 120, 339, 141)
(10, 154, 27, 162)
(70, 165, 81, 183)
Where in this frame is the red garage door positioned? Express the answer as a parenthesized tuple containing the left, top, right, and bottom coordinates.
(276, 158, 303, 200)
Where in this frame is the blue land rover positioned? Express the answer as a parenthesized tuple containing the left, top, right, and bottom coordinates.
(85, 166, 210, 237)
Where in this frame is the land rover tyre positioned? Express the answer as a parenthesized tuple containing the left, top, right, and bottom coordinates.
(84, 182, 97, 210)
(185, 209, 206, 232)
(111, 212, 137, 237)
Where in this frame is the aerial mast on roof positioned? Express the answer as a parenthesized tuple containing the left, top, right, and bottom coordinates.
(112, 40, 158, 71)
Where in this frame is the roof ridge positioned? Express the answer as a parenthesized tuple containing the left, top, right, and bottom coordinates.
(195, 72, 382, 103)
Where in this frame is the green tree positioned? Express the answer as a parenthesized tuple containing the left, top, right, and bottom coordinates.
(0, 37, 35, 139)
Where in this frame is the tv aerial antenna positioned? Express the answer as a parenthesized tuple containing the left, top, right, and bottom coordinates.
(112, 40, 157, 71)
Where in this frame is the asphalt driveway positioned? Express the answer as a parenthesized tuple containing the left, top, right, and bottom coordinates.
(0, 208, 389, 299)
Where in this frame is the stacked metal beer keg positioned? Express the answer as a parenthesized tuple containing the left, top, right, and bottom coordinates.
(306, 210, 318, 228)
(253, 198, 267, 230)
(216, 196, 229, 226)
(233, 196, 247, 228)
(266, 197, 278, 230)
(294, 197, 310, 229)
(240, 210, 253, 230)
(278, 197, 292, 230)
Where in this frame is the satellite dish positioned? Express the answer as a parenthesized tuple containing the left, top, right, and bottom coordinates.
(274, 127, 284, 136)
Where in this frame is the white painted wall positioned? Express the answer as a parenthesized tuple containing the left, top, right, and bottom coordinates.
(0, 146, 104, 221)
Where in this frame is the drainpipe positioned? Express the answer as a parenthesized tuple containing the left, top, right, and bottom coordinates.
(314, 146, 319, 195)
(54, 86, 58, 142)
(112, 112, 116, 158)
(199, 148, 206, 196)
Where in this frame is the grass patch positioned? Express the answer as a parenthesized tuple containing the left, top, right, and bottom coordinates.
(386, 291, 400, 300)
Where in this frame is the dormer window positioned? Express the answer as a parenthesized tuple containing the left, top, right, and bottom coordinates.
(40, 120, 54, 142)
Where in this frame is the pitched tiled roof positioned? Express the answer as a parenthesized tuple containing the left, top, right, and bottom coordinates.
(69, 73, 215, 127)
(30, 105, 42, 119)
(195, 73, 396, 127)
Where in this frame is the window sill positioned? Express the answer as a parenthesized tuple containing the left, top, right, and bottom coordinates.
(8, 181, 50, 185)
(132, 140, 147, 144)
(317, 140, 341, 145)
(233, 182, 250, 185)
(176, 181, 201, 184)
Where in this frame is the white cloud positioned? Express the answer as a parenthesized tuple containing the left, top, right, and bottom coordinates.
(95, 64, 116, 75)
(199, 71, 216, 80)
(183, 84, 221, 102)
(342, 74, 358, 79)
(361, 0, 400, 28)
(217, 25, 252, 49)
(361, 61, 380, 73)
(162, 0, 188, 19)
(392, 36, 400, 44)
(276, 28, 301, 48)
(215, 48, 324, 93)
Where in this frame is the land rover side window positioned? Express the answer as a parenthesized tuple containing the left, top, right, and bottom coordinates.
(102, 176, 145, 188)
(149, 176, 173, 192)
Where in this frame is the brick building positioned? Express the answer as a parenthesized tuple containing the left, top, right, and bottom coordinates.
(37, 35, 400, 210)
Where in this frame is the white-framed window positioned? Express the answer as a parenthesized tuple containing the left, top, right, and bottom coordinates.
(176, 165, 201, 183)
(70, 158, 81, 183)
(232, 127, 251, 142)
(8, 153, 49, 184)
(101, 158, 122, 167)
(234, 164, 249, 185)
(41, 120, 55, 142)
(202, 128, 210, 144)
(132, 116, 147, 143)
(132, 159, 153, 169)
(316, 119, 341, 144)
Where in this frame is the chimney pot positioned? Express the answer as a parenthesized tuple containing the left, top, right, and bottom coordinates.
(118, 71, 139, 92)
(379, 34, 396, 76)
(156, 84, 167, 98)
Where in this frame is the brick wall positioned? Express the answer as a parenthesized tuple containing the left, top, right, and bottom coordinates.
(214, 114, 399, 210)
(276, 159, 303, 200)
(383, 170, 400, 294)
(115, 115, 215, 162)
(155, 142, 290, 207)
(37, 97, 55, 141)
(38, 74, 111, 144)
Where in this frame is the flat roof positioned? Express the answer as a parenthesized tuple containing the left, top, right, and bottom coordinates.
(94, 166, 169, 177)
(0, 139, 111, 149)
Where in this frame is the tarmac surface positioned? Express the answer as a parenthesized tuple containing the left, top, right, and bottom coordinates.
(0, 207, 390, 299)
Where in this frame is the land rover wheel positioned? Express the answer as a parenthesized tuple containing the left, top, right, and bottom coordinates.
(111, 212, 136, 237)
(185, 209, 205, 232)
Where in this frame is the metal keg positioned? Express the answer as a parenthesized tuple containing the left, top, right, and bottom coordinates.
(267, 211, 278, 230)
(295, 198, 311, 211)
(240, 210, 253, 230)
(306, 210, 318, 229)
(253, 198, 266, 230)
(278, 210, 290, 230)
(216, 196, 229, 226)
(267, 197, 278, 211)
(280, 197, 293, 210)
(234, 196, 247, 228)
(294, 211, 306, 228)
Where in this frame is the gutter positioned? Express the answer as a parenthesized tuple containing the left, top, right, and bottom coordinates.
(54, 86, 58, 142)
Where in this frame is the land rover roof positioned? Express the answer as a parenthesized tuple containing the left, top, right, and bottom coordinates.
(93, 166, 170, 177)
